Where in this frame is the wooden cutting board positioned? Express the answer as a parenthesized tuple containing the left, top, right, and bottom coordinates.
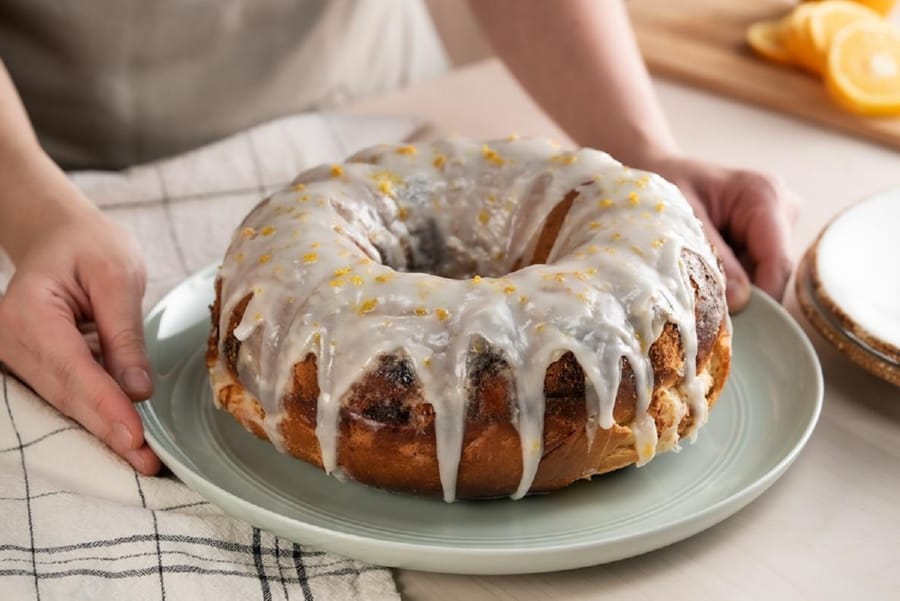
(628, 0, 900, 150)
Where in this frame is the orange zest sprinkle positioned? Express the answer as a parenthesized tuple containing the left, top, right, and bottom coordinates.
(358, 298, 378, 314)
(377, 180, 393, 196)
(481, 144, 506, 166)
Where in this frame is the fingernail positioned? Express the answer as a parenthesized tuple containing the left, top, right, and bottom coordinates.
(112, 421, 135, 450)
(125, 448, 147, 473)
(726, 276, 751, 311)
(122, 367, 151, 397)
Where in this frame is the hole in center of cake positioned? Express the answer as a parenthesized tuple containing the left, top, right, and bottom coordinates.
(376, 216, 518, 280)
(371, 192, 575, 280)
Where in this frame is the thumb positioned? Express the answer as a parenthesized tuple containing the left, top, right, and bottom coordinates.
(89, 267, 152, 401)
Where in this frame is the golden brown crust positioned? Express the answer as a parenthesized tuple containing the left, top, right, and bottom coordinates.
(209, 326, 730, 497)
(519, 190, 579, 269)
(207, 239, 731, 498)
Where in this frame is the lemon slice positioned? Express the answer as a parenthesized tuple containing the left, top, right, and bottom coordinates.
(782, 3, 823, 73)
(805, 0, 897, 16)
(826, 19, 900, 115)
(848, 0, 897, 16)
(809, 1, 881, 69)
(747, 19, 793, 64)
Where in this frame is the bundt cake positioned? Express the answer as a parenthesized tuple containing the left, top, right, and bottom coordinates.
(207, 137, 732, 502)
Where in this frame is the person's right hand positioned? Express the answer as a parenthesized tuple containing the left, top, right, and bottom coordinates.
(0, 203, 161, 474)
(642, 155, 799, 312)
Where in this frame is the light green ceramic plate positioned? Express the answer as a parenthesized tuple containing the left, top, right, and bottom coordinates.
(139, 265, 823, 575)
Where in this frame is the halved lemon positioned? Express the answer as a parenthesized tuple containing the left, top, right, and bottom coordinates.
(826, 19, 900, 115)
(747, 19, 793, 64)
(810, 1, 881, 69)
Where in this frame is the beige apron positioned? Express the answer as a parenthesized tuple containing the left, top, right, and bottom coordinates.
(0, 0, 447, 169)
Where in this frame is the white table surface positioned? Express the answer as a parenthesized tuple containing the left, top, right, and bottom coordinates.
(351, 59, 900, 601)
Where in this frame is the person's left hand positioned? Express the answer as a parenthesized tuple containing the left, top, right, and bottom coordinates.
(641, 155, 799, 312)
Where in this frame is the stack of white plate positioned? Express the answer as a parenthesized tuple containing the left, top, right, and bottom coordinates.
(796, 189, 900, 386)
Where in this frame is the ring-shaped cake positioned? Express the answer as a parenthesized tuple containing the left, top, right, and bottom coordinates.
(207, 137, 731, 501)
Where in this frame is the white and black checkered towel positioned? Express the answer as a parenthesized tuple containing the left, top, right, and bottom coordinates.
(0, 112, 428, 600)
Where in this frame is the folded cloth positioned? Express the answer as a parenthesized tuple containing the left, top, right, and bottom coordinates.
(0, 112, 427, 600)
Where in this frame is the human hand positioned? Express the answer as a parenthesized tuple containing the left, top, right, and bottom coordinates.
(643, 155, 799, 312)
(0, 204, 161, 474)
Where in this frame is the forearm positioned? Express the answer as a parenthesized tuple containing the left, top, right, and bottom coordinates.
(469, 0, 679, 167)
(0, 61, 94, 263)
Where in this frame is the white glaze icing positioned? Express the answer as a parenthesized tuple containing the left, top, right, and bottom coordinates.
(212, 137, 726, 502)
(817, 190, 900, 351)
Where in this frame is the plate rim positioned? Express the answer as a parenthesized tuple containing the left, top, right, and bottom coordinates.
(796, 251, 900, 387)
(138, 266, 824, 573)
(808, 187, 900, 360)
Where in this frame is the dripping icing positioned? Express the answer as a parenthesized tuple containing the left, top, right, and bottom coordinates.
(213, 137, 725, 502)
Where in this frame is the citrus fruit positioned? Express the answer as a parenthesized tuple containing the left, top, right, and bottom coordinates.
(809, 1, 881, 69)
(782, 3, 823, 73)
(826, 19, 900, 115)
(747, 19, 793, 64)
